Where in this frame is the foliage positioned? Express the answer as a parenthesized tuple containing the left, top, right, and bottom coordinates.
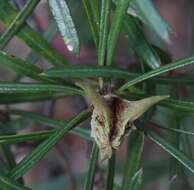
(0, 0, 194, 189)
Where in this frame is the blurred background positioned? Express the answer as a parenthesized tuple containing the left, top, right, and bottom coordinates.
(0, 0, 194, 189)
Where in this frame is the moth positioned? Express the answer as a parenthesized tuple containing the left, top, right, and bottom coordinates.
(76, 81, 169, 161)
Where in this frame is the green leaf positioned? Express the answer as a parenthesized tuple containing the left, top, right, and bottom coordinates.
(89, 0, 100, 31)
(161, 99, 194, 113)
(98, 0, 111, 66)
(42, 65, 194, 85)
(0, 128, 91, 145)
(0, 109, 91, 144)
(0, 51, 52, 83)
(145, 129, 194, 173)
(153, 45, 172, 63)
(0, 82, 82, 95)
(1, 144, 16, 170)
(150, 75, 194, 85)
(126, 3, 143, 21)
(119, 54, 194, 91)
(124, 16, 161, 69)
(0, 130, 56, 144)
(26, 20, 58, 64)
(131, 0, 171, 42)
(0, 174, 29, 190)
(48, 0, 80, 54)
(112, 0, 141, 22)
(105, 153, 115, 190)
(82, 0, 99, 47)
(0, 1, 68, 66)
(106, 0, 131, 66)
(0, 51, 77, 89)
(122, 130, 144, 190)
(0, 118, 31, 133)
(84, 143, 99, 190)
(42, 65, 137, 78)
(8, 109, 90, 180)
(154, 123, 194, 136)
(0, 158, 9, 174)
(0, 92, 67, 104)
(9, 109, 92, 141)
(129, 169, 143, 190)
(0, 0, 40, 49)
(10, 110, 68, 128)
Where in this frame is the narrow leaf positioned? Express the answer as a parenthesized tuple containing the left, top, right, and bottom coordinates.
(0, 158, 9, 174)
(0, 0, 40, 49)
(0, 51, 52, 83)
(154, 124, 194, 136)
(42, 65, 137, 79)
(146, 129, 194, 173)
(0, 118, 31, 133)
(10, 110, 68, 128)
(0, 51, 77, 89)
(122, 130, 144, 190)
(0, 92, 67, 104)
(0, 174, 29, 190)
(0, 111, 91, 144)
(26, 20, 58, 64)
(161, 99, 194, 113)
(1, 144, 16, 170)
(10, 109, 92, 141)
(48, 0, 79, 54)
(0, 1, 68, 66)
(124, 16, 161, 69)
(126, 3, 143, 21)
(42, 65, 194, 85)
(106, 0, 131, 65)
(0, 130, 57, 145)
(82, 0, 99, 47)
(0, 82, 82, 95)
(119, 55, 194, 91)
(113, 0, 143, 22)
(129, 168, 143, 190)
(0, 128, 92, 145)
(131, 0, 171, 42)
(84, 143, 99, 190)
(8, 109, 90, 180)
(98, 0, 111, 66)
(89, 0, 100, 30)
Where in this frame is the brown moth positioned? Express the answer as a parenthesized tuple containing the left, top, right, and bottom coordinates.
(76, 81, 169, 161)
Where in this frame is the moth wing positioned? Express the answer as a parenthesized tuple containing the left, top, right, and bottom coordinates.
(91, 108, 112, 161)
(111, 96, 169, 149)
(124, 95, 169, 122)
(111, 98, 134, 149)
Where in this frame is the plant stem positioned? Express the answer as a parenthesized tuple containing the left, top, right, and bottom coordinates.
(105, 153, 115, 190)
(84, 143, 99, 190)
